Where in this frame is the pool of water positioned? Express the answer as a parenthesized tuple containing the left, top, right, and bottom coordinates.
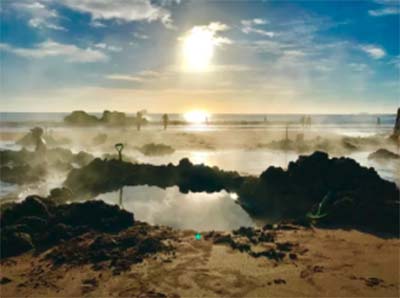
(95, 186, 254, 231)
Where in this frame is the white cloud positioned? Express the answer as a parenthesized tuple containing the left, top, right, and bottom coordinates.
(0, 40, 108, 63)
(106, 70, 161, 82)
(106, 74, 144, 82)
(360, 45, 386, 59)
(59, 0, 174, 28)
(13, 1, 67, 31)
(90, 20, 106, 28)
(241, 18, 274, 37)
(94, 43, 122, 52)
(369, 0, 400, 16)
(369, 7, 400, 16)
(133, 32, 149, 39)
(389, 55, 400, 68)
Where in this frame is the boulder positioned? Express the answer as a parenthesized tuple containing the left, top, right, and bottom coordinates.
(368, 149, 400, 160)
(1, 231, 34, 258)
(0, 197, 135, 259)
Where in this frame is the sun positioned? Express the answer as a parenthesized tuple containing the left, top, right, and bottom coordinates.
(184, 110, 209, 124)
(182, 27, 214, 72)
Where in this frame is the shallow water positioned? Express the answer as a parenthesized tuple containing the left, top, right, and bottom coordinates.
(95, 186, 254, 231)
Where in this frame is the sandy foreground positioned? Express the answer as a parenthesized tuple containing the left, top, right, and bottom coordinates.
(1, 226, 399, 298)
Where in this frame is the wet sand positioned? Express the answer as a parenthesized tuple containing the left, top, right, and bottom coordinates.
(1, 226, 399, 297)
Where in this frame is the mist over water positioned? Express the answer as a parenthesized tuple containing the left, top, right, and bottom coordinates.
(1, 112, 398, 230)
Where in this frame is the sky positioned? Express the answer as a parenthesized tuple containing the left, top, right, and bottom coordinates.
(0, 0, 399, 114)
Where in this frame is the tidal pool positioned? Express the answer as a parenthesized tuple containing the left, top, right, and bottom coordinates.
(95, 185, 254, 231)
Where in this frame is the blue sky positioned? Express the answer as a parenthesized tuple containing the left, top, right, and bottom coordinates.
(0, 0, 399, 113)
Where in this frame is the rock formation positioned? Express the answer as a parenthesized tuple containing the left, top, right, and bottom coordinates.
(64, 152, 399, 234)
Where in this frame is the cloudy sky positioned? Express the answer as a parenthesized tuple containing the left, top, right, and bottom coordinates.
(0, 0, 399, 113)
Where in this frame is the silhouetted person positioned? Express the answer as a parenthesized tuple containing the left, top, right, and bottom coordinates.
(394, 108, 400, 137)
(162, 113, 169, 130)
(377, 117, 381, 127)
(285, 123, 289, 141)
(136, 111, 143, 131)
(306, 116, 312, 127)
(31, 127, 47, 154)
(300, 116, 306, 128)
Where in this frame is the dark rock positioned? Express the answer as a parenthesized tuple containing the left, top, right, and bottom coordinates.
(1, 196, 50, 227)
(16, 216, 48, 233)
(230, 242, 251, 253)
(137, 238, 166, 255)
(213, 234, 234, 245)
(368, 149, 400, 160)
(276, 241, 297, 252)
(0, 164, 46, 184)
(0, 197, 135, 259)
(250, 248, 285, 261)
(1, 231, 34, 258)
(63, 151, 399, 234)
(365, 277, 384, 287)
(274, 278, 286, 285)
(64, 111, 99, 126)
(54, 200, 134, 232)
(48, 187, 73, 202)
(0, 277, 12, 284)
(232, 227, 257, 239)
(0, 147, 94, 185)
(46, 223, 73, 243)
(138, 143, 175, 156)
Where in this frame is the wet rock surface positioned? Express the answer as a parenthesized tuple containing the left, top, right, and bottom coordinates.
(64, 151, 399, 234)
(0, 196, 134, 258)
(45, 222, 175, 275)
(205, 225, 307, 263)
(0, 148, 94, 184)
(138, 143, 175, 156)
(368, 148, 400, 160)
(64, 157, 242, 196)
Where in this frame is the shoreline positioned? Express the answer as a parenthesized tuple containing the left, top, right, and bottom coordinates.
(1, 197, 399, 298)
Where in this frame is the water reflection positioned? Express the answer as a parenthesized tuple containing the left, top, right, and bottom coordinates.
(96, 185, 254, 231)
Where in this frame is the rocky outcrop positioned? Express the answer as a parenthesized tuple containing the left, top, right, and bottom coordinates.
(64, 111, 99, 126)
(138, 143, 175, 156)
(0, 148, 94, 184)
(368, 149, 400, 160)
(64, 152, 399, 234)
(64, 157, 242, 196)
(0, 196, 134, 258)
(16, 129, 70, 147)
(64, 110, 147, 127)
(238, 152, 399, 234)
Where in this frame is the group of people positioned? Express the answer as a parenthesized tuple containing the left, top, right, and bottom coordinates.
(135, 112, 169, 131)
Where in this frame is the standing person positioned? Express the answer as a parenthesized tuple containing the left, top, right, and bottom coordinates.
(162, 113, 169, 130)
(136, 111, 143, 131)
(393, 108, 399, 137)
(377, 116, 381, 127)
(31, 127, 47, 154)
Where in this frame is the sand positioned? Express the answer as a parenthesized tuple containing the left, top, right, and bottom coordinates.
(1, 227, 399, 297)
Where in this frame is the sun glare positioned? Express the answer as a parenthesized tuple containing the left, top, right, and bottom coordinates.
(182, 28, 214, 71)
(184, 110, 209, 124)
